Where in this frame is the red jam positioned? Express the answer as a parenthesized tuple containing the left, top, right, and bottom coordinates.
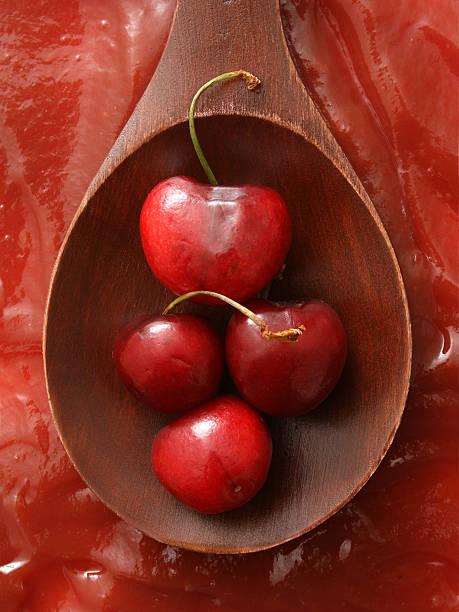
(0, 1, 457, 610)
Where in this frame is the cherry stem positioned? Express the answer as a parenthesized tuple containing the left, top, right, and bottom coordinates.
(162, 290, 304, 343)
(189, 70, 261, 186)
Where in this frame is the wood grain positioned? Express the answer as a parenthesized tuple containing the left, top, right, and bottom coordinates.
(43, 0, 411, 553)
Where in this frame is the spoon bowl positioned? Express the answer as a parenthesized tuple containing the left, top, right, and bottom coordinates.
(44, 0, 411, 553)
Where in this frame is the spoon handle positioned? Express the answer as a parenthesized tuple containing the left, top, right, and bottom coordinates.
(155, 0, 295, 104)
(120, 0, 301, 144)
(93, 0, 370, 208)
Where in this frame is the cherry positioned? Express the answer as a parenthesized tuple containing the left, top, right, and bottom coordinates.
(225, 299, 347, 417)
(152, 395, 272, 513)
(113, 314, 224, 414)
(140, 71, 292, 305)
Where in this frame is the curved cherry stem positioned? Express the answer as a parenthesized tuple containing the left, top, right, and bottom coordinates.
(163, 290, 304, 342)
(189, 71, 261, 185)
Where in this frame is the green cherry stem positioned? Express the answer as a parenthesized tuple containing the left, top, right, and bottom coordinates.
(188, 70, 261, 186)
(162, 290, 304, 343)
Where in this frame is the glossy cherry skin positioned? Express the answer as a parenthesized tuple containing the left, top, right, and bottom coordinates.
(226, 299, 347, 417)
(152, 395, 272, 513)
(140, 176, 292, 305)
(113, 314, 224, 414)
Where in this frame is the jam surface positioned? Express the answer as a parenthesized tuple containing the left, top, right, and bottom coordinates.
(0, 1, 457, 610)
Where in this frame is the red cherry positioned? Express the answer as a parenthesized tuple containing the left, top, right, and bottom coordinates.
(140, 175, 291, 304)
(226, 299, 347, 417)
(152, 395, 272, 513)
(140, 71, 291, 305)
(113, 314, 224, 414)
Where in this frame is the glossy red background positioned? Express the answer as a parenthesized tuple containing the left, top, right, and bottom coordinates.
(0, 1, 457, 610)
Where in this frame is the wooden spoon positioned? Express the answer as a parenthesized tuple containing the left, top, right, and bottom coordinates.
(44, 0, 411, 554)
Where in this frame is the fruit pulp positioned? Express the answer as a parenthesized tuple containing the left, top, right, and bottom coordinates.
(0, 1, 457, 610)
